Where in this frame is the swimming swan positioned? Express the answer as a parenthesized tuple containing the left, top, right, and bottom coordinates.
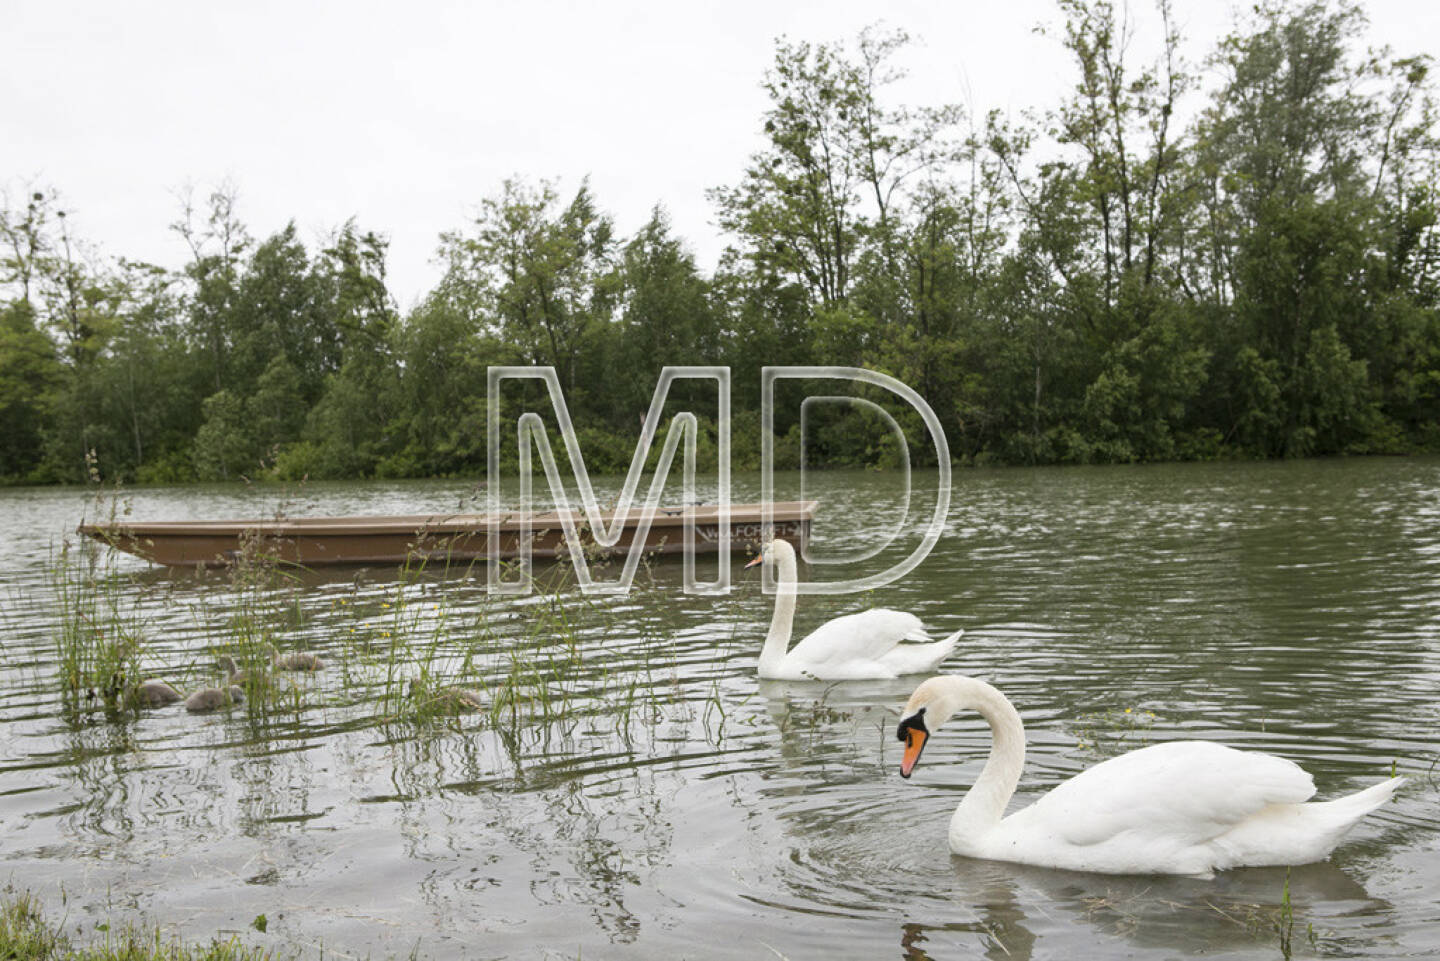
(131, 679, 182, 708)
(217, 655, 262, 685)
(185, 685, 246, 713)
(747, 538, 961, 680)
(897, 675, 1404, 876)
(265, 644, 324, 671)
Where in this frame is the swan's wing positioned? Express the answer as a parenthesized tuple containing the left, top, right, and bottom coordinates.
(785, 608, 928, 672)
(1019, 740, 1317, 850)
(877, 628, 963, 675)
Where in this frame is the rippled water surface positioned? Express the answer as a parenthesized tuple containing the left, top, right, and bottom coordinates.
(2, 460, 1438, 959)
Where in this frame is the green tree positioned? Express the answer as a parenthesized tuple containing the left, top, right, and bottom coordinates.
(172, 183, 250, 395)
(0, 184, 52, 305)
(382, 297, 511, 477)
(596, 207, 724, 425)
(1191, 0, 1437, 454)
(711, 27, 962, 315)
(437, 178, 616, 399)
(99, 260, 200, 481)
(985, 0, 1203, 462)
(227, 223, 337, 399)
(192, 389, 253, 480)
(0, 300, 61, 480)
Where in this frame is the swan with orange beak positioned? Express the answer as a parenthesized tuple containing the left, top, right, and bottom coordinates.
(896, 674, 1405, 876)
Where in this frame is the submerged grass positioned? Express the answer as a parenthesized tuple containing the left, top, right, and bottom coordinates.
(1080, 868, 1328, 959)
(45, 488, 742, 770)
(366, 522, 680, 734)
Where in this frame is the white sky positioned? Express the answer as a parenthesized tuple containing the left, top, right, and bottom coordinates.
(5, 0, 1437, 309)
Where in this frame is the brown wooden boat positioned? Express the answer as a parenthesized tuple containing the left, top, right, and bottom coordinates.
(78, 501, 815, 569)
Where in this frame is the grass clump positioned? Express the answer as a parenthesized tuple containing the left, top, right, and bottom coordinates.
(50, 465, 157, 713)
(0, 890, 285, 961)
(0, 891, 64, 959)
(49, 536, 146, 714)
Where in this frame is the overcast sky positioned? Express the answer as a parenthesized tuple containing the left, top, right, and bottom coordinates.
(6, 0, 1437, 309)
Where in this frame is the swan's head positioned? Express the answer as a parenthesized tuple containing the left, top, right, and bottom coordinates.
(897, 675, 970, 778)
(743, 537, 795, 570)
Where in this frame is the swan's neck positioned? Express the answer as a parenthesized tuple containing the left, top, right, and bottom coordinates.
(950, 678, 1027, 837)
(758, 547, 798, 674)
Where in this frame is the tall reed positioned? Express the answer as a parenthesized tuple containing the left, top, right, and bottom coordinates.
(49, 534, 146, 713)
(203, 526, 311, 715)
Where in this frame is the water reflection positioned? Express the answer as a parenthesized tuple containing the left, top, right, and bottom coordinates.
(898, 857, 1392, 960)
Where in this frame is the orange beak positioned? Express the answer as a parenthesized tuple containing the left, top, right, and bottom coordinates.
(900, 726, 928, 778)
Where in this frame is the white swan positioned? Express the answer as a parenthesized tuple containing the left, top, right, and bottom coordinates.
(897, 674, 1404, 877)
(746, 537, 961, 680)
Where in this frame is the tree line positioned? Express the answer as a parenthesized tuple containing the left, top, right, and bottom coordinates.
(2, 0, 1437, 485)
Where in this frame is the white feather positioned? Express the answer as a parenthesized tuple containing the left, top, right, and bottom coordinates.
(753, 540, 961, 680)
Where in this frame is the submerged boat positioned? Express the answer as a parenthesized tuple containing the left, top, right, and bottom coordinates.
(78, 501, 815, 569)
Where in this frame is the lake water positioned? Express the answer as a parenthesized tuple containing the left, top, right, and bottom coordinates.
(1, 460, 1437, 959)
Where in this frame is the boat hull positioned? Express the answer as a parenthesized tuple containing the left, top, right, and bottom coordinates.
(78, 502, 814, 569)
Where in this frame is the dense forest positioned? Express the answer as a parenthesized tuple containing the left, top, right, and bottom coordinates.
(2, 0, 1438, 485)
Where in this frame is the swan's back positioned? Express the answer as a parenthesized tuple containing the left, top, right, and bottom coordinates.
(969, 740, 1398, 875)
(1031, 741, 1314, 846)
(781, 609, 952, 678)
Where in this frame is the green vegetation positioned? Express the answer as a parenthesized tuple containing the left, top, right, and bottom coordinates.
(51, 480, 153, 712)
(49, 537, 142, 712)
(0, 890, 285, 961)
(46, 496, 708, 740)
(1279, 868, 1296, 959)
(3, 0, 1438, 484)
